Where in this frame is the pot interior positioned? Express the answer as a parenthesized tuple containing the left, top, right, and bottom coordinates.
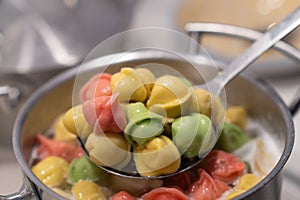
(14, 51, 293, 199)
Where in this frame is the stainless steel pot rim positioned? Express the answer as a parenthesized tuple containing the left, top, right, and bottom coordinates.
(12, 50, 295, 199)
(229, 75, 295, 200)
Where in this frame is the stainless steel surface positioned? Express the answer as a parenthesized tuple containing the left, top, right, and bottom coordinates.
(130, 0, 300, 76)
(5, 82, 298, 199)
(191, 7, 300, 96)
(0, 0, 134, 74)
(9, 50, 295, 199)
(0, 1, 299, 197)
(185, 23, 300, 72)
(0, 71, 66, 150)
(0, 86, 21, 107)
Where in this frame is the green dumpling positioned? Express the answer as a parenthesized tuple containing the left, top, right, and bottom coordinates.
(124, 102, 164, 145)
(172, 113, 215, 159)
(68, 156, 109, 184)
(215, 122, 249, 152)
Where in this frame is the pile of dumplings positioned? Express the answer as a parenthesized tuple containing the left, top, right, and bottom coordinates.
(62, 67, 226, 177)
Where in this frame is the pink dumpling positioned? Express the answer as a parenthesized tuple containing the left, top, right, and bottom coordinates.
(82, 94, 127, 134)
(79, 73, 112, 103)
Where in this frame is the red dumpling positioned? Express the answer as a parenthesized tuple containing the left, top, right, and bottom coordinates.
(79, 73, 112, 103)
(82, 93, 127, 134)
(187, 169, 229, 200)
(202, 150, 246, 183)
(36, 134, 83, 162)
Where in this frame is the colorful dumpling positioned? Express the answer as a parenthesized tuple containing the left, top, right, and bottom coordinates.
(36, 134, 83, 163)
(71, 180, 110, 200)
(146, 75, 193, 118)
(68, 156, 110, 184)
(124, 102, 164, 145)
(82, 94, 127, 134)
(85, 132, 131, 170)
(111, 67, 155, 103)
(32, 156, 69, 187)
(190, 88, 225, 124)
(172, 113, 215, 159)
(135, 68, 155, 96)
(63, 105, 92, 139)
(190, 88, 211, 116)
(134, 135, 181, 177)
(215, 122, 249, 152)
(226, 106, 248, 129)
(79, 73, 112, 103)
(226, 174, 261, 200)
(53, 114, 77, 143)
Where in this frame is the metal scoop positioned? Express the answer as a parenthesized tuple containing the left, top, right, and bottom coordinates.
(80, 6, 300, 179)
(196, 6, 300, 96)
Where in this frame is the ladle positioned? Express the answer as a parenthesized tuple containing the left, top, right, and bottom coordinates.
(202, 6, 300, 95)
(81, 6, 300, 178)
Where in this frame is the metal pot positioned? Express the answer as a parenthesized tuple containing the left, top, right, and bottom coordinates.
(0, 0, 134, 74)
(0, 69, 70, 149)
(0, 0, 134, 149)
(2, 47, 298, 199)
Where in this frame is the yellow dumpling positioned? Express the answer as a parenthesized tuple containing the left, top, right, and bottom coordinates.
(190, 88, 225, 125)
(146, 75, 193, 118)
(226, 174, 261, 200)
(63, 105, 92, 139)
(71, 180, 107, 200)
(236, 173, 261, 191)
(32, 156, 69, 187)
(53, 114, 77, 143)
(226, 106, 248, 129)
(111, 68, 155, 102)
(190, 88, 211, 116)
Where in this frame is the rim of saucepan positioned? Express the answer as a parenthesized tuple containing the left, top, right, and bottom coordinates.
(12, 50, 295, 200)
(230, 71, 295, 200)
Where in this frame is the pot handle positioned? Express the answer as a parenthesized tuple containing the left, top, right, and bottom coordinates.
(0, 85, 21, 107)
(0, 175, 40, 200)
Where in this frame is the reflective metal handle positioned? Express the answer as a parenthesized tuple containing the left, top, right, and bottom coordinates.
(185, 22, 300, 116)
(0, 85, 21, 107)
(185, 23, 300, 63)
(0, 176, 40, 200)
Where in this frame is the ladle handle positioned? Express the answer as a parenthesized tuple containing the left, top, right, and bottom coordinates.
(221, 6, 300, 88)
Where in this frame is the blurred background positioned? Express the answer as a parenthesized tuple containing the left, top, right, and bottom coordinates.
(0, 0, 299, 198)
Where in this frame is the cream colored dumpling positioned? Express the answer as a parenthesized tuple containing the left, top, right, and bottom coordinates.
(135, 68, 155, 95)
(85, 132, 131, 170)
(134, 135, 181, 177)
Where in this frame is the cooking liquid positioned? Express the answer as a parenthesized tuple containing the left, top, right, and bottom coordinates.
(29, 116, 282, 200)
(218, 119, 282, 200)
